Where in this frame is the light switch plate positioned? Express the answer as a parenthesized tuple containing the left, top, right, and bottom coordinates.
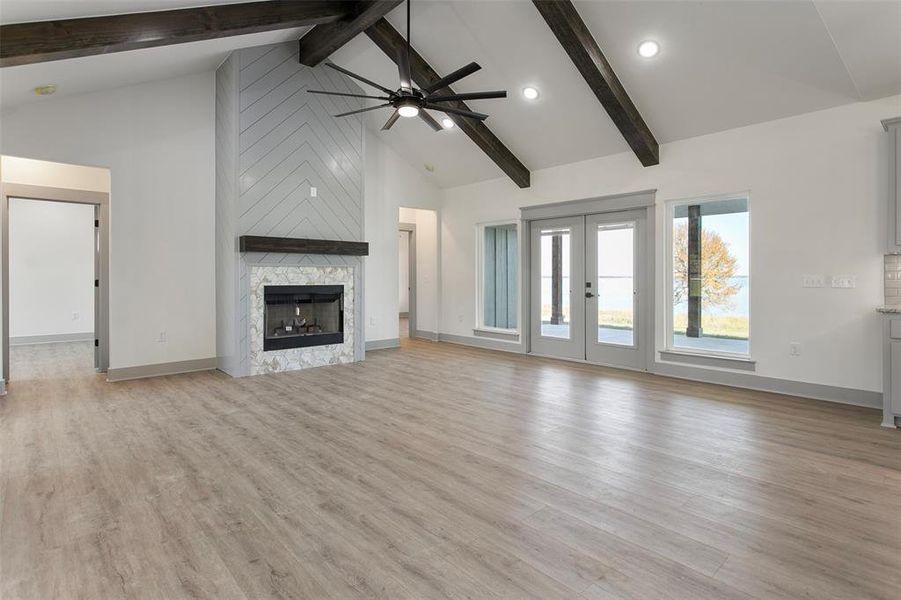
(802, 275, 825, 288)
(830, 275, 856, 289)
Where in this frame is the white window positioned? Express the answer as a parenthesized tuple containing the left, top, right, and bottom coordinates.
(477, 222, 518, 332)
(666, 195, 750, 356)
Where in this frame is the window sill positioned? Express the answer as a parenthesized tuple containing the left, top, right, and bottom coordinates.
(659, 349, 756, 372)
(473, 328, 520, 342)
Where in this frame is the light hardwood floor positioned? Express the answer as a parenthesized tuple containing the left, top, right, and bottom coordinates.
(2, 340, 900, 599)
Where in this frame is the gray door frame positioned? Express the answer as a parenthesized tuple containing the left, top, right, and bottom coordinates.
(1, 183, 110, 381)
(399, 222, 416, 337)
(520, 189, 656, 371)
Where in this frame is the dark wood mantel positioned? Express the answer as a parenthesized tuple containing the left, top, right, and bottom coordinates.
(239, 236, 369, 256)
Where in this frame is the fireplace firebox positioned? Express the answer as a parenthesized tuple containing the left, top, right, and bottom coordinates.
(263, 285, 344, 351)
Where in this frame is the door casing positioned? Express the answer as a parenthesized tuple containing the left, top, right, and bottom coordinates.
(520, 190, 656, 372)
(1, 183, 110, 382)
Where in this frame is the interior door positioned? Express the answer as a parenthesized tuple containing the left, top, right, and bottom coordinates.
(530, 216, 585, 359)
(585, 211, 646, 370)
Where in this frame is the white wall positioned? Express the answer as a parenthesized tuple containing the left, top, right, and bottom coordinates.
(364, 133, 441, 343)
(441, 95, 901, 393)
(1, 73, 216, 369)
(9, 198, 95, 339)
(399, 206, 439, 336)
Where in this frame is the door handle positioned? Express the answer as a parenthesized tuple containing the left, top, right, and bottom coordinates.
(585, 292, 595, 298)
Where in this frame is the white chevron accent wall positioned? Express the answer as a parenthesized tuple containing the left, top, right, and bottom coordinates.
(216, 42, 366, 376)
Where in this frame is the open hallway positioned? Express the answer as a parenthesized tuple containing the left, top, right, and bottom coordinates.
(2, 340, 899, 599)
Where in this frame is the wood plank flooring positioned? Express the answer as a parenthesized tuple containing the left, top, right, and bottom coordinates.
(2, 339, 900, 599)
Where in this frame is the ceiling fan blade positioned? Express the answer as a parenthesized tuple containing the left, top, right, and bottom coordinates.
(421, 62, 481, 94)
(334, 103, 392, 118)
(307, 90, 391, 101)
(418, 109, 442, 132)
(397, 48, 413, 93)
(424, 103, 489, 121)
(325, 62, 395, 96)
(382, 110, 401, 131)
(427, 90, 507, 103)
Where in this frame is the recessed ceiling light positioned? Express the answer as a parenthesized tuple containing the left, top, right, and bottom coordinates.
(522, 86, 539, 100)
(441, 117, 455, 129)
(34, 84, 56, 96)
(638, 40, 660, 58)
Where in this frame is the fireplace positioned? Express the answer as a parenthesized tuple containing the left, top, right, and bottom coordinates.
(263, 285, 344, 351)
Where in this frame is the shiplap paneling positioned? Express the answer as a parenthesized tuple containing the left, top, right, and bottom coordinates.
(216, 42, 366, 376)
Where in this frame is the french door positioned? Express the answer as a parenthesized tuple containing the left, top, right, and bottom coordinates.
(530, 210, 647, 370)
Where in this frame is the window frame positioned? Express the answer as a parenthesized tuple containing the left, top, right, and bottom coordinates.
(475, 220, 520, 335)
(664, 192, 752, 360)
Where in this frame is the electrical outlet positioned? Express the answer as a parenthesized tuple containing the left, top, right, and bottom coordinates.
(830, 275, 856, 289)
(310, 186, 317, 197)
(790, 342, 801, 356)
(158, 331, 167, 343)
(72, 311, 80, 321)
(802, 275, 824, 288)
(369, 316, 375, 326)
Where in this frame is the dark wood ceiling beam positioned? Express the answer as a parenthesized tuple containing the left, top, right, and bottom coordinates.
(365, 18, 531, 188)
(299, 0, 403, 67)
(0, 1, 355, 68)
(532, 0, 659, 166)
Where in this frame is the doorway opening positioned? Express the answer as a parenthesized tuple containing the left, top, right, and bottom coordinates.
(1, 156, 110, 385)
(398, 224, 415, 340)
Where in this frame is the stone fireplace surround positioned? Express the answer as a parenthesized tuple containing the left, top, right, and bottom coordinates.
(249, 264, 355, 376)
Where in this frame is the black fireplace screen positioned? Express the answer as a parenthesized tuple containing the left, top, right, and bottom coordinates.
(263, 285, 344, 351)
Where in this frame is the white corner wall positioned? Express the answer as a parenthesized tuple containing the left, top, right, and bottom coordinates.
(441, 95, 901, 394)
(1, 73, 216, 369)
(364, 133, 441, 343)
(9, 198, 95, 340)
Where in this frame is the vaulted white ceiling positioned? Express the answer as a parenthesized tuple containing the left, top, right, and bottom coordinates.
(2, 0, 900, 188)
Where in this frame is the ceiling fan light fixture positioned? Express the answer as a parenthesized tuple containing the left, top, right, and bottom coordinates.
(398, 99, 420, 118)
(314, 1, 505, 131)
(638, 40, 660, 58)
(522, 86, 539, 100)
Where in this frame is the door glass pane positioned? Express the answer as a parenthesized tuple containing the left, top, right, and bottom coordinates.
(540, 227, 570, 338)
(597, 223, 634, 346)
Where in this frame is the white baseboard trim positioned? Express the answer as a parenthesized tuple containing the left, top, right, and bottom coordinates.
(413, 330, 439, 342)
(651, 361, 881, 409)
(107, 357, 217, 382)
(366, 338, 400, 351)
(10, 332, 94, 346)
(438, 333, 524, 354)
(433, 333, 879, 409)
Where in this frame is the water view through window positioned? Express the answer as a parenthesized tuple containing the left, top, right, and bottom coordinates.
(540, 228, 571, 338)
(597, 223, 635, 346)
(671, 197, 749, 355)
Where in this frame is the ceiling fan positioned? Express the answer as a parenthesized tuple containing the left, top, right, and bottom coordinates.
(306, 0, 506, 131)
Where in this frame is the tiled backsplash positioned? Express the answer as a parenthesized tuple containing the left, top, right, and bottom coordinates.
(886, 255, 901, 306)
